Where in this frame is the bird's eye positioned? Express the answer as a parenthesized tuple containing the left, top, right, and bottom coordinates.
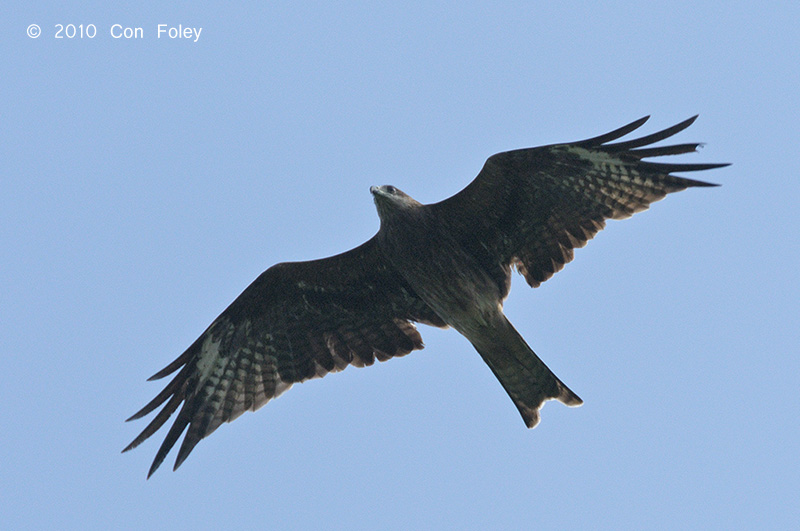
(386, 185, 396, 194)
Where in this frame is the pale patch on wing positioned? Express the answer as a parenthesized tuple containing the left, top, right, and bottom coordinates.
(562, 145, 651, 189)
(556, 145, 667, 220)
(564, 145, 630, 169)
(195, 328, 224, 385)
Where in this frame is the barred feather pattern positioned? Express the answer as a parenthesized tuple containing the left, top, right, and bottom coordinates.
(433, 115, 724, 290)
(123, 242, 444, 478)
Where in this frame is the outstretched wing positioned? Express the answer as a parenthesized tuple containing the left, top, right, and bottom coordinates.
(123, 236, 444, 477)
(432, 116, 728, 289)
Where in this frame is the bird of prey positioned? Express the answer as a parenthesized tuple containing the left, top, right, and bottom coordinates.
(124, 116, 726, 477)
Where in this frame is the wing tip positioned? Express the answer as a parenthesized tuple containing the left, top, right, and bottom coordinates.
(147, 457, 164, 479)
(648, 161, 730, 176)
(575, 115, 651, 146)
(683, 113, 700, 127)
(121, 442, 136, 454)
(577, 114, 707, 150)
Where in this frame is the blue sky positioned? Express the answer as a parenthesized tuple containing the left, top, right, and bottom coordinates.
(3, 2, 798, 529)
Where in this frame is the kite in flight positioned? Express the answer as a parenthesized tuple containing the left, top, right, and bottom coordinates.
(124, 116, 726, 477)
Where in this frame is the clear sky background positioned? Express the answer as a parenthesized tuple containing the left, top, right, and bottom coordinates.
(3, 2, 798, 529)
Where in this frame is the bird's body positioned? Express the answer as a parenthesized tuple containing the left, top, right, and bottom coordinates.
(125, 116, 726, 477)
(371, 185, 581, 426)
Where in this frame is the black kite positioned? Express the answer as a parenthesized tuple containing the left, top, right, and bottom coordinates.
(124, 116, 726, 477)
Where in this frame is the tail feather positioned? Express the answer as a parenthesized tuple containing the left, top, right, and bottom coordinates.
(471, 316, 581, 428)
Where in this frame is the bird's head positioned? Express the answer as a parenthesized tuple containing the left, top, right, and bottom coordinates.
(370, 185, 421, 219)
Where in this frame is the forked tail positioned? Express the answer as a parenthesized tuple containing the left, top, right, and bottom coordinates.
(470, 315, 582, 428)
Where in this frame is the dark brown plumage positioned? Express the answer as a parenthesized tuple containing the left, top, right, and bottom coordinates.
(124, 116, 726, 477)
